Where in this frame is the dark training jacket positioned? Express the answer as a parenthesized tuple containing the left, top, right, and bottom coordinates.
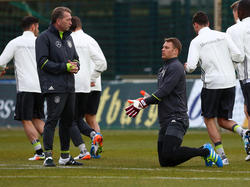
(35, 24, 79, 93)
(145, 57, 188, 124)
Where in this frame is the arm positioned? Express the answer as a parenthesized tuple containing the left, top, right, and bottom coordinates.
(145, 65, 182, 105)
(0, 40, 15, 67)
(88, 39, 107, 82)
(184, 40, 200, 73)
(225, 32, 244, 63)
(35, 34, 68, 74)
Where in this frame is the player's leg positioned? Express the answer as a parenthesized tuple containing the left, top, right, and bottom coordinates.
(58, 93, 82, 166)
(85, 91, 101, 133)
(85, 114, 100, 133)
(70, 122, 91, 160)
(216, 87, 249, 160)
(157, 117, 216, 167)
(32, 93, 45, 135)
(201, 88, 229, 164)
(239, 82, 250, 160)
(14, 92, 44, 160)
(43, 93, 69, 166)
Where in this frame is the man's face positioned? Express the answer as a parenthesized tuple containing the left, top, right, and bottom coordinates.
(57, 11, 72, 32)
(233, 9, 239, 22)
(34, 23, 39, 36)
(161, 41, 177, 60)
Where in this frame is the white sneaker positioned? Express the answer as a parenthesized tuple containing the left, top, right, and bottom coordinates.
(58, 156, 83, 166)
(74, 151, 91, 160)
(28, 153, 45, 161)
(222, 158, 229, 165)
(245, 155, 250, 161)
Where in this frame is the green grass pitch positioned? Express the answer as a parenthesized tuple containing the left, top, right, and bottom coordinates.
(0, 128, 249, 187)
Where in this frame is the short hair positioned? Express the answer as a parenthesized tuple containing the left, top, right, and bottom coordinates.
(231, 0, 240, 11)
(238, 0, 250, 20)
(21, 16, 39, 30)
(70, 16, 82, 31)
(51, 7, 71, 24)
(192, 11, 209, 26)
(164, 37, 182, 55)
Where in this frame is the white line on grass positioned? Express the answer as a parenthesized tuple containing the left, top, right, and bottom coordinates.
(0, 164, 250, 174)
(0, 175, 250, 181)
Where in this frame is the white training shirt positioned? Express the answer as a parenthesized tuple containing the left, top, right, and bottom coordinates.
(71, 30, 107, 92)
(0, 31, 41, 92)
(226, 17, 250, 81)
(185, 27, 244, 89)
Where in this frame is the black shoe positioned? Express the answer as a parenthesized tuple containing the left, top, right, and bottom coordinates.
(43, 157, 56, 167)
(59, 156, 83, 166)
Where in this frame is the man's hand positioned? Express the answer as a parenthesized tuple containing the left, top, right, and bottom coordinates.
(90, 82, 96, 87)
(66, 60, 79, 73)
(125, 98, 147, 118)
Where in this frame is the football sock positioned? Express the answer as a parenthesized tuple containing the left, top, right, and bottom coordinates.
(78, 143, 87, 153)
(31, 139, 43, 155)
(214, 142, 226, 159)
(232, 124, 245, 137)
(61, 151, 70, 159)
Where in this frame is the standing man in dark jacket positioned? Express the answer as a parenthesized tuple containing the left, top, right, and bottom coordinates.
(36, 6, 82, 167)
(125, 38, 223, 167)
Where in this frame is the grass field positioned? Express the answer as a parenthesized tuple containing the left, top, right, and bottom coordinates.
(0, 128, 250, 187)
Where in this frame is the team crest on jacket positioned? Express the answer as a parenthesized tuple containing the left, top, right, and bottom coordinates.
(54, 96, 60, 104)
(55, 41, 62, 48)
(67, 40, 72, 48)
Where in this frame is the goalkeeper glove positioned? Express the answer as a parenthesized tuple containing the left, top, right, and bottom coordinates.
(125, 98, 147, 118)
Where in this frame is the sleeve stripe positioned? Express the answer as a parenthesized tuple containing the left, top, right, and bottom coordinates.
(152, 94, 161, 101)
(41, 59, 48, 69)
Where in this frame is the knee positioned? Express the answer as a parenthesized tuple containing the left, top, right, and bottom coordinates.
(217, 118, 226, 127)
(159, 152, 176, 167)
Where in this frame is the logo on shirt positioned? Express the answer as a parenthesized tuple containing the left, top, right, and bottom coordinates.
(159, 69, 166, 78)
(54, 96, 60, 104)
(55, 41, 62, 48)
(48, 86, 54, 91)
(67, 40, 72, 48)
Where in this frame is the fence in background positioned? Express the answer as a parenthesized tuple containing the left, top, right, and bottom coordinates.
(0, 0, 237, 80)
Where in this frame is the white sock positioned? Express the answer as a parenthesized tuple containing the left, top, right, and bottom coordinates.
(78, 143, 86, 153)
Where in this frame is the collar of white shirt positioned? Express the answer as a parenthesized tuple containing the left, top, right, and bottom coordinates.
(198, 27, 210, 35)
(242, 17, 250, 23)
(22, 31, 35, 37)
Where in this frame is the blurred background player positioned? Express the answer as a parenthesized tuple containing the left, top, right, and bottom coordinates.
(0, 16, 45, 160)
(227, 1, 250, 161)
(36, 7, 82, 167)
(184, 11, 248, 164)
(125, 38, 223, 167)
(70, 16, 106, 160)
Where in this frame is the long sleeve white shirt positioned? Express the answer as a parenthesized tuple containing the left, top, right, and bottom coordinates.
(0, 31, 41, 92)
(226, 17, 250, 81)
(71, 30, 107, 92)
(185, 27, 244, 89)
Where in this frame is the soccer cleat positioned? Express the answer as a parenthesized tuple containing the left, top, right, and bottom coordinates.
(74, 151, 91, 160)
(28, 153, 45, 161)
(242, 130, 250, 155)
(59, 156, 83, 166)
(222, 158, 229, 165)
(204, 157, 213, 167)
(203, 143, 223, 167)
(245, 154, 250, 161)
(43, 157, 56, 167)
(90, 133, 103, 157)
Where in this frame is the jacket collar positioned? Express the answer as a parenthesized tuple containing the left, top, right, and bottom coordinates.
(164, 57, 178, 65)
(48, 24, 72, 39)
(198, 27, 210, 35)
